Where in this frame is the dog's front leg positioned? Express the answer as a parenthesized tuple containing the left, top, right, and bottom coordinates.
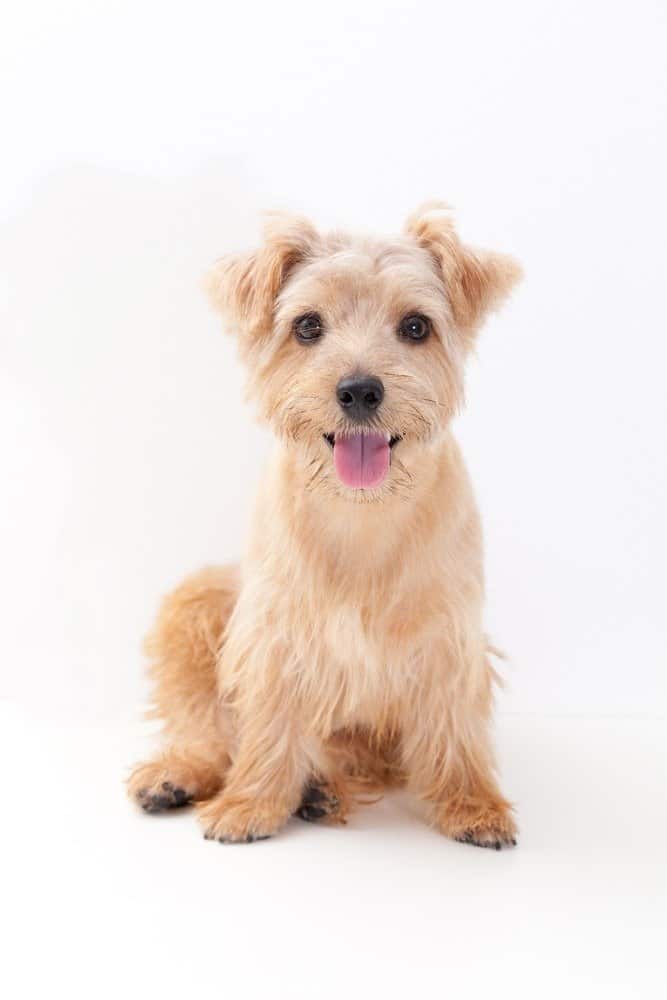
(197, 698, 311, 843)
(402, 654, 517, 849)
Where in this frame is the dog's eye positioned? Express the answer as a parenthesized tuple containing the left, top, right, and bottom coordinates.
(399, 314, 430, 342)
(294, 312, 324, 343)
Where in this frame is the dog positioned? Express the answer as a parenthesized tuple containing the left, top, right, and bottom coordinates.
(128, 203, 522, 847)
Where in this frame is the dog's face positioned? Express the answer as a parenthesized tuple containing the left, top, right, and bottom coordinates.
(209, 204, 520, 501)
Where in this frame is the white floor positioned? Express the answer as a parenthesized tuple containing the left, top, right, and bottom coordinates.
(2, 701, 664, 999)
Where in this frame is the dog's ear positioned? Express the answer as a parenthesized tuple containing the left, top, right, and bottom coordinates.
(405, 202, 522, 344)
(206, 212, 319, 341)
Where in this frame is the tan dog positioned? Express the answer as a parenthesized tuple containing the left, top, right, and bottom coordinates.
(128, 203, 522, 847)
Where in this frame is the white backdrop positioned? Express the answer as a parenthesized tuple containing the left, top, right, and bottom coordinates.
(2, 4, 666, 999)
(1, 0, 666, 722)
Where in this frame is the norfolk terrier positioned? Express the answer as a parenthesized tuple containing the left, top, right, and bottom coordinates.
(128, 203, 522, 847)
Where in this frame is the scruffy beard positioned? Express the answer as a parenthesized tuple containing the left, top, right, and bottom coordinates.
(283, 423, 443, 505)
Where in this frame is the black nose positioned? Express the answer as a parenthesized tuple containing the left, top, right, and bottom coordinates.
(336, 375, 385, 420)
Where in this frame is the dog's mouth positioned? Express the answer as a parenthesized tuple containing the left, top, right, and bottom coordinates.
(323, 432, 400, 490)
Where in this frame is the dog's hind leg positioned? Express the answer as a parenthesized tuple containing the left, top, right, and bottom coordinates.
(128, 745, 228, 812)
(128, 566, 240, 811)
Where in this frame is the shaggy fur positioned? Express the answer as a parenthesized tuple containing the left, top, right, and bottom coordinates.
(128, 203, 522, 847)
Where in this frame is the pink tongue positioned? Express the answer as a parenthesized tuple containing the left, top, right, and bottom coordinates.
(333, 432, 390, 489)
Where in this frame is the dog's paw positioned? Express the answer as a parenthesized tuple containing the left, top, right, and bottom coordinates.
(295, 781, 345, 823)
(198, 792, 290, 844)
(128, 758, 200, 813)
(136, 780, 193, 813)
(440, 801, 518, 850)
(454, 827, 517, 850)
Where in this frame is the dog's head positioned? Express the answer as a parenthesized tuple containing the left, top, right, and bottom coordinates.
(208, 204, 521, 501)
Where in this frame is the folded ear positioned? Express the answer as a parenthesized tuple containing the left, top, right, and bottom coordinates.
(206, 212, 319, 341)
(405, 202, 522, 343)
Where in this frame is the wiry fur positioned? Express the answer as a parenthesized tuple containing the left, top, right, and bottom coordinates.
(128, 203, 522, 847)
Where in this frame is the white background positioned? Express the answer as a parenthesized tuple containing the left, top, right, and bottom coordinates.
(1, 2, 665, 998)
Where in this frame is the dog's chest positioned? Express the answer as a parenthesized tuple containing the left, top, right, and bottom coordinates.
(321, 601, 377, 669)
(323, 595, 419, 678)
